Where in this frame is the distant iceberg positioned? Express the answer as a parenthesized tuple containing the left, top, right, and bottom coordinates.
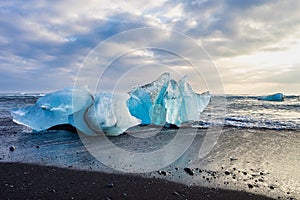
(257, 93, 284, 101)
(11, 73, 211, 136)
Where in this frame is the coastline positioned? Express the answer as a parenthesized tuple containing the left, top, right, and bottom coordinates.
(1, 126, 299, 199)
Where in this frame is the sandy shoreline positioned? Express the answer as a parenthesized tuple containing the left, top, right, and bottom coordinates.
(0, 119, 299, 199)
(0, 162, 276, 200)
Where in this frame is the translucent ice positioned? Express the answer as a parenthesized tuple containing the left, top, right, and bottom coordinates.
(164, 79, 182, 126)
(127, 72, 170, 125)
(178, 76, 211, 123)
(126, 87, 152, 125)
(257, 93, 284, 101)
(81, 93, 141, 136)
(11, 86, 91, 131)
(11, 73, 211, 136)
(127, 73, 211, 126)
(11, 87, 140, 136)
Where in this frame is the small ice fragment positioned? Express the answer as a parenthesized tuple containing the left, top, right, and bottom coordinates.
(257, 93, 284, 101)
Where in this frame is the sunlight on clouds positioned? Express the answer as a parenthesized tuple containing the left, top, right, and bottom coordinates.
(20, 19, 66, 43)
(144, 15, 165, 27)
(186, 20, 198, 28)
(164, 3, 184, 19)
(225, 82, 300, 95)
(241, 19, 267, 31)
(130, 49, 154, 58)
(216, 39, 300, 94)
(229, 40, 300, 68)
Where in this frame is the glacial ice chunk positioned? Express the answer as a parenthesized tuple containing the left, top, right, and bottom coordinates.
(178, 76, 211, 122)
(126, 87, 152, 125)
(11, 73, 211, 135)
(164, 79, 183, 126)
(127, 73, 211, 126)
(257, 93, 284, 101)
(11, 87, 140, 136)
(11, 86, 91, 131)
(141, 72, 170, 104)
(82, 93, 141, 136)
(127, 72, 170, 126)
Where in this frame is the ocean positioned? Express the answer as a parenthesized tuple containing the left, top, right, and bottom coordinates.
(201, 95, 300, 130)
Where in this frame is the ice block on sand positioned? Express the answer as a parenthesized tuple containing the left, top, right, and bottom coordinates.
(11, 73, 211, 135)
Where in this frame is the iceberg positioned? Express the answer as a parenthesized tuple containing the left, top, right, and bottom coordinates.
(257, 93, 284, 101)
(127, 73, 170, 125)
(11, 86, 91, 132)
(127, 73, 211, 127)
(178, 76, 211, 123)
(11, 87, 140, 136)
(81, 93, 141, 136)
(11, 73, 211, 136)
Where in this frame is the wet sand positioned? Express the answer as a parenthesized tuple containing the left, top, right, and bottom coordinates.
(0, 120, 299, 199)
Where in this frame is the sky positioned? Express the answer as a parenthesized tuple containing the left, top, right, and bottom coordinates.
(0, 0, 300, 94)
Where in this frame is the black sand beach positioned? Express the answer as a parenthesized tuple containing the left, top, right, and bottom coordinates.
(1, 162, 275, 200)
(1, 125, 299, 200)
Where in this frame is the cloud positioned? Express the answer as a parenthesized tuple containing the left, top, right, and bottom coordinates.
(0, 1, 166, 92)
(162, 0, 300, 59)
(0, 0, 299, 94)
